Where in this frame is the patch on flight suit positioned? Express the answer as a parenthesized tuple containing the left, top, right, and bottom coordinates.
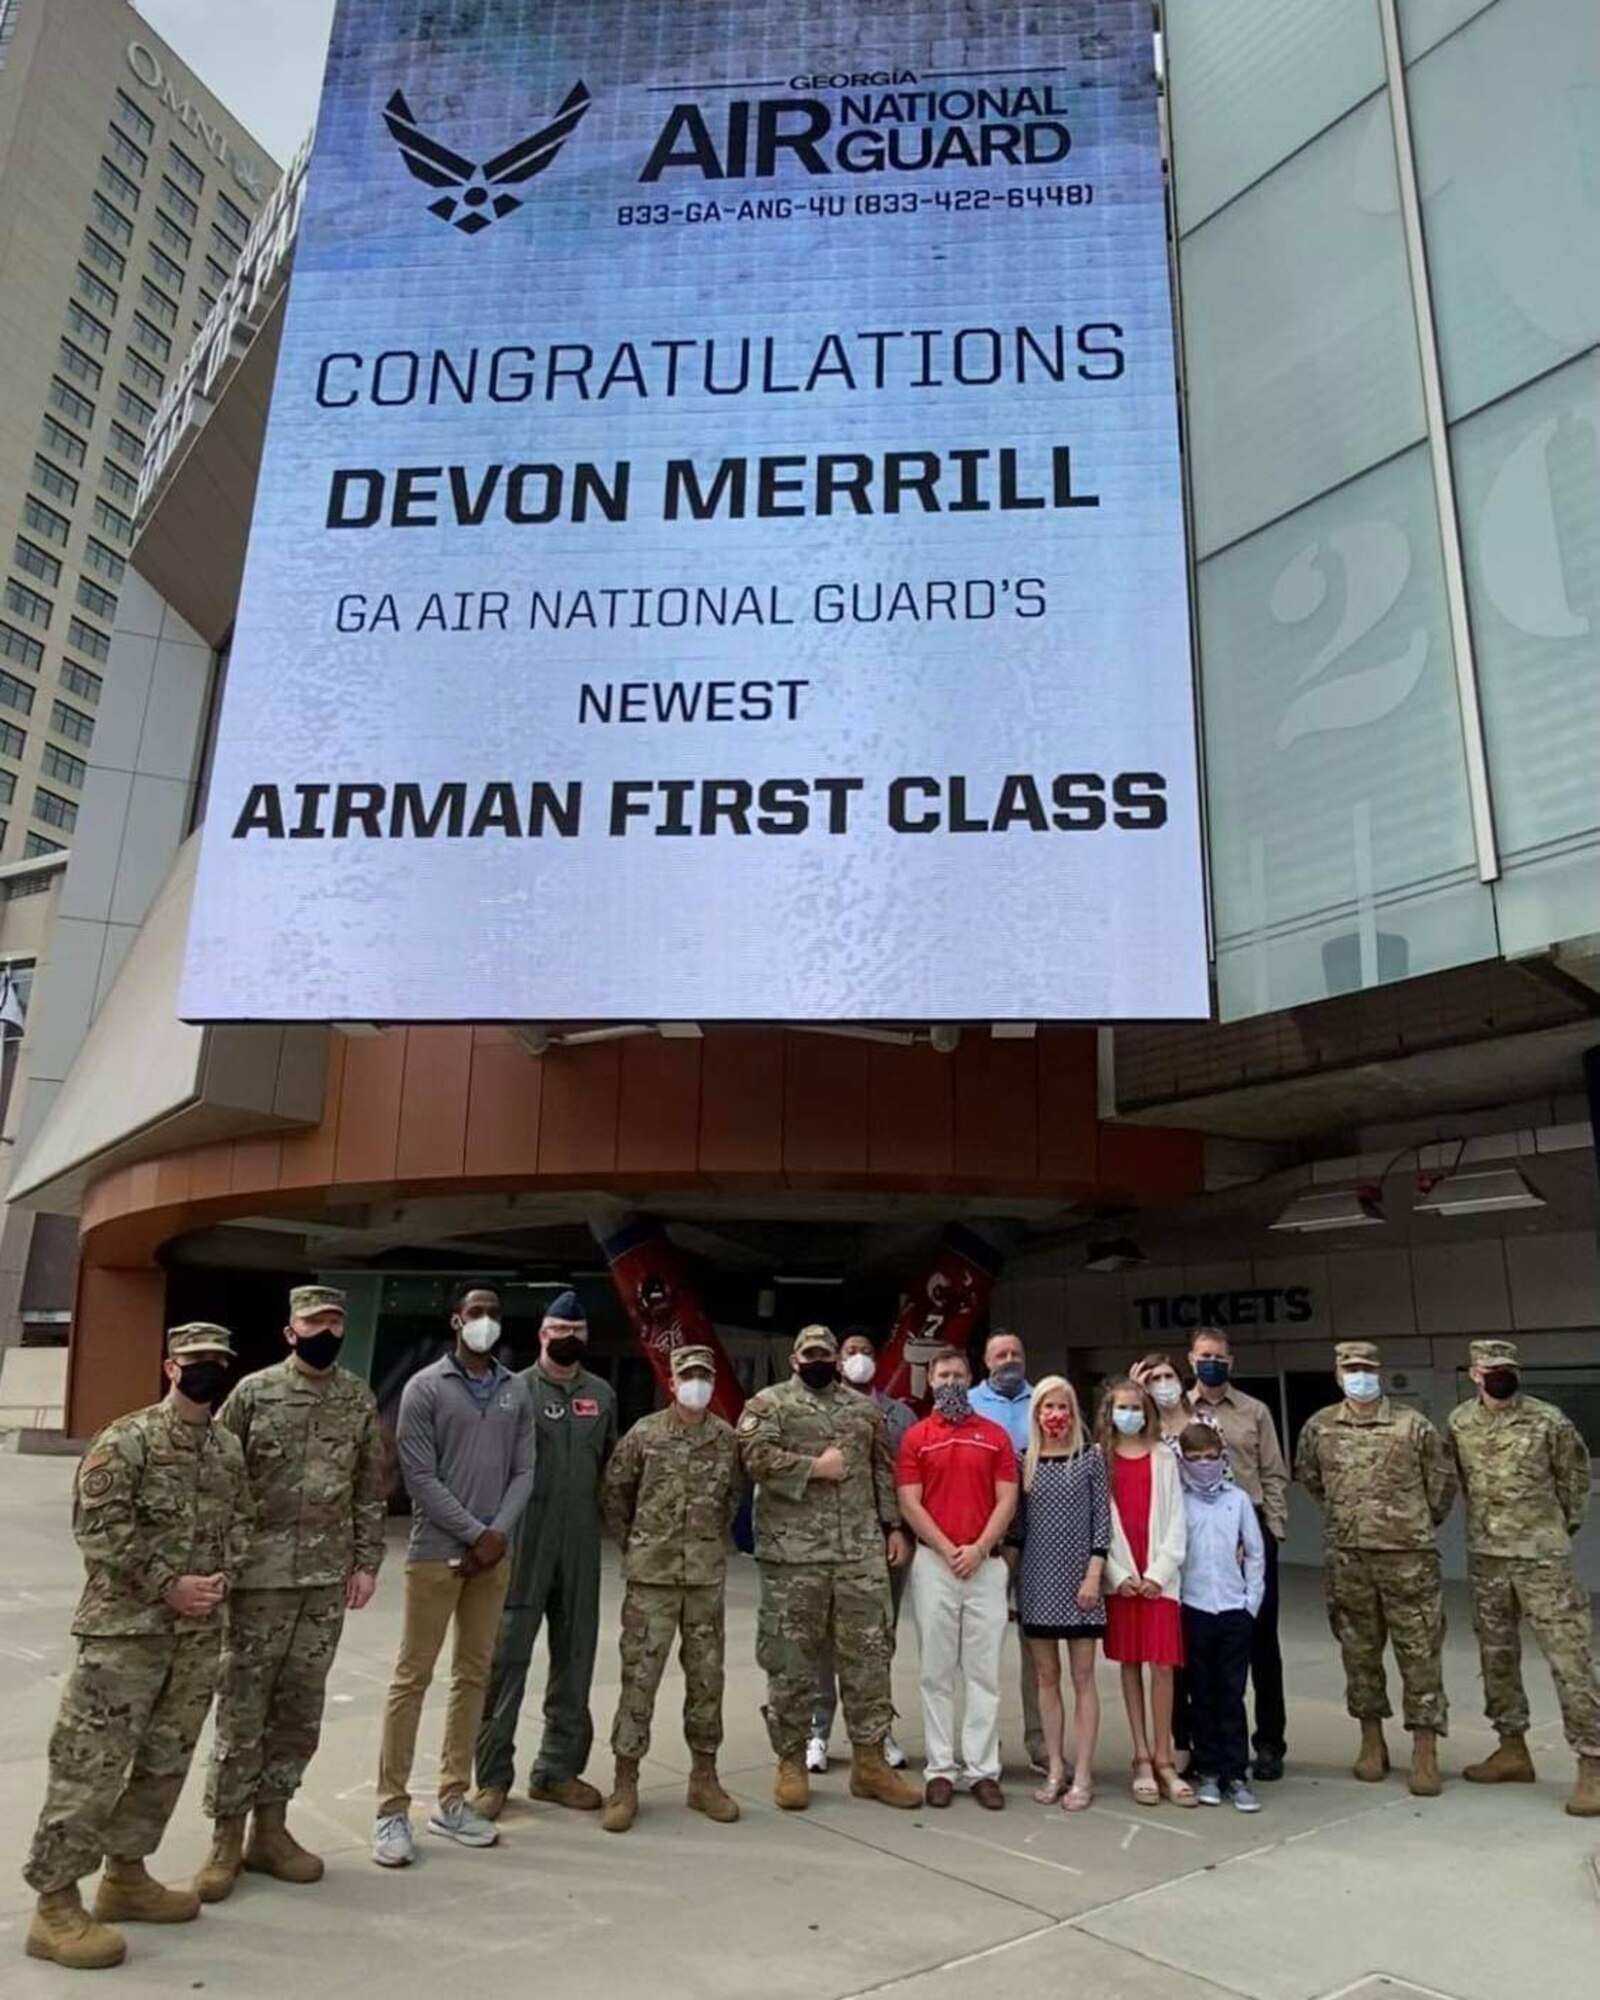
(543, 1401, 567, 1420)
(572, 1398, 599, 1417)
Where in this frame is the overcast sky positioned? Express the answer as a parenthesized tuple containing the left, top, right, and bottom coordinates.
(133, 0, 337, 166)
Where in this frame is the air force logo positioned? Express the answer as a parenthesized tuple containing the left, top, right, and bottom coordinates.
(383, 81, 591, 234)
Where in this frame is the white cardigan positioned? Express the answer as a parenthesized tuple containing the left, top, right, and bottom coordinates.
(1104, 1445, 1186, 1601)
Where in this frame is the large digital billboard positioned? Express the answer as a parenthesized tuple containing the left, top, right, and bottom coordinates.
(180, 0, 1207, 1022)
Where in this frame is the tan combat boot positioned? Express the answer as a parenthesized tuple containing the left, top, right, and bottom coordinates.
(1463, 1733, 1536, 1784)
(850, 1741, 922, 1810)
(193, 1816, 247, 1904)
(93, 1858, 201, 1923)
(686, 1753, 740, 1823)
(1352, 1719, 1390, 1782)
(1407, 1728, 1443, 1797)
(26, 1886, 127, 1969)
(774, 1753, 810, 1811)
(1566, 1754, 1600, 1818)
(244, 1800, 323, 1884)
(600, 1757, 640, 1833)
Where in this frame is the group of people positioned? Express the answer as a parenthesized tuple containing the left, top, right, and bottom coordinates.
(20, 1286, 1600, 1972)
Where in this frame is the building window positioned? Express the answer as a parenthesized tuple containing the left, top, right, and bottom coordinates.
(0, 770, 13, 806)
(40, 416, 87, 469)
(202, 254, 231, 290)
(83, 537, 124, 585)
(24, 832, 64, 858)
(101, 460, 138, 505)
(41, 744, 86, 790)
(89, 192, 134, 248)
(114, 89, 156, 148)
(147, 242, 185, 289)
(131, 313, 171, 364)
(216, 189, 252, 236)
(92, 497, 131, 543)
(0, 634, 42, 681)
(58, 339, 103, 390)
(98, 158, 142, 212)
(159, 176, 199, 228)
(67, 617, 110, 663)
(123, 351, 164, 398)
(12, 538, 61, 589)
(75, 578, 117, 622)
(0, 666, 38, 713)
(138, 277, 178, 330)
(154, 211, 191, 259)
(168, 141, 205, 195)
(3, 581, 52, 629)
(21, 496, 71, 546)
(60, 659, 103, 702)
(210, 221, 242, 265)
(82, 226, 126, 281)
(49, 700, 93, 747)
(114, 384, 153, 431)
(75, 265, 119, 316)
(107, 421, 144, 466)
(65, 302, 111, 354)
(32, 787, 77, 832)
(0, 718, 24, 759)
(48, 377, 96, 428)
(107, 128, 148, 180)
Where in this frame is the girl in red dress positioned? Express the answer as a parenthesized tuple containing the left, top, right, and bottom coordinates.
(1099, 1376, 1194, 1808)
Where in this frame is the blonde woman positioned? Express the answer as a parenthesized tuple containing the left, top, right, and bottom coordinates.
(1010, 1377, 1109, 1811)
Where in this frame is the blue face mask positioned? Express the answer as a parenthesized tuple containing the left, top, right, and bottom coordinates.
(1342, 1370, 1381, 1404)
(1180, 1456, 1227, 1494)
(988, 1360, 1026, 1398)
(1195, 1357, 1230, 1388)
(1111, 1406, 1146, 1436)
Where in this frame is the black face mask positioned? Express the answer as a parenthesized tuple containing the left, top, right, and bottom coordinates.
(545, 1334, 587, 1367)
(1482, 1368, 1519, 1401)
(796, 1359, 837, 1392)
(292, 1329, 343, 1372)
(177, 1361, 230, 1408)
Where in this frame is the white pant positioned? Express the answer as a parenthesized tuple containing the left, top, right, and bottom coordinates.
(910, 1548, 1008, 1785)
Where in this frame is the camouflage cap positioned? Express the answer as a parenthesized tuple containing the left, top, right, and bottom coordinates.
(167, 1322, 235, 1359)
(792, 1324, 838, 1358)
(669, 1343, 716, 1379)
(1469, 1337, 1520, 1368)
(289, 1284, 347, 1318)
(1334, 1340, 1382, 1368)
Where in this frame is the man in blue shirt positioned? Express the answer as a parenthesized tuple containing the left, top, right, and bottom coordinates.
(970, 1330, 1045, 1772)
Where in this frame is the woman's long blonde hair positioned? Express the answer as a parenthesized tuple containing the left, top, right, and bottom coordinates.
(1023, 1374, 1084, 1491)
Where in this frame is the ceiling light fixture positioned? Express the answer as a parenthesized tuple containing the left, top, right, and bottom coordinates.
(1413, 1168, 1545, 1216)
(1269, 1187, 1385, 1234)
(1083, 1236, 1144, 1273)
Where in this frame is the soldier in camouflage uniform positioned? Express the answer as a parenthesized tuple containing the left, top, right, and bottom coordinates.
(23, 1324, 252, 1972)
(197, 1285, 388, 1900)
(1295, 1340, 1457, 1798)
(1449, 1336, 1600, 1817)
(597, 1345, 742, 1832)
(737, 1325, 920, 1812)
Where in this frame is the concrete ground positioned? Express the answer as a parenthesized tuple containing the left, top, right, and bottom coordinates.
(0, 1452, 1595, 1997)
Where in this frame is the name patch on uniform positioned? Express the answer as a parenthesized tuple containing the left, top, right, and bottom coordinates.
(572, 1397, 600, 1418)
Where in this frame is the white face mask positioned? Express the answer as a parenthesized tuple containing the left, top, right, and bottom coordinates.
(675, 1377, 713, 1412)
(460, 1314, 501, 1355)
(841, 1353, 876, 1386)
(1150, 1378, 1184, 1409)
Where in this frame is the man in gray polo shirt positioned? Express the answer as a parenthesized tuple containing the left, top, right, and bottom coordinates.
(372, 1284, 534, 1868)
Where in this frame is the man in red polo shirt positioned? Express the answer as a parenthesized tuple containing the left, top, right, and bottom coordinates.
(896, 1346, 1019, 1809)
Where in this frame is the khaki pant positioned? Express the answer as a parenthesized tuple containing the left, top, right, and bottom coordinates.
(377, 1560, 510, 1816)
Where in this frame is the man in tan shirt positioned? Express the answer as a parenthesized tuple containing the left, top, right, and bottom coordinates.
(1186, 1329, 1290, 1780)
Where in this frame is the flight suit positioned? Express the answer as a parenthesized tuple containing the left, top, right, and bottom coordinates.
(475, 1363, 616, 1791)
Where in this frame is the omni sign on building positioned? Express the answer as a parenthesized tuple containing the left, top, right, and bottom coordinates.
(125, 39, 267, 200)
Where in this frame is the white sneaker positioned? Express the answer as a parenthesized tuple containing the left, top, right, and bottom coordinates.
(884, 1733, 907, 1770)
(372, 1813, 416, 1867)
(427, 1796, 499, 1847)
(805, 1734, 829, 1774)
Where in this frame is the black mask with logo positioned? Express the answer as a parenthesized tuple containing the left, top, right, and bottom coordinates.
(177, 1360, 230, 1408)
(797, 1359, 837, 1392)
(292, 1329, 344, 1373)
